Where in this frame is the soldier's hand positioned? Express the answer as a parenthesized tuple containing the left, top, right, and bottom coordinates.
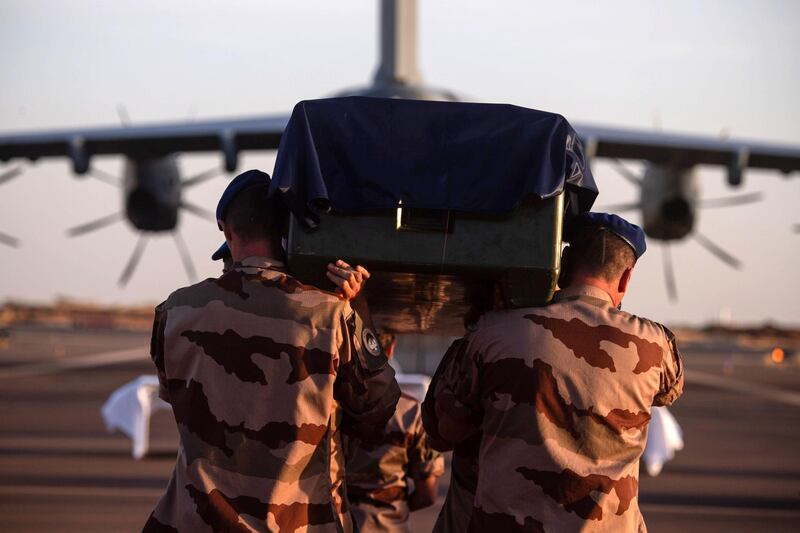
(326, 260, 370, 300)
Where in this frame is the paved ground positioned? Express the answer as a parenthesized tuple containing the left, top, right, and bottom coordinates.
(1, 325, 798, 532)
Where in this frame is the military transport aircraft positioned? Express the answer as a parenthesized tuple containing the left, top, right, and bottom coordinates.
(1, 0, 799, 291)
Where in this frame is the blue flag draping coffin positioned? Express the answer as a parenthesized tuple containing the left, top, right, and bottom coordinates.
(271, 97, 597, 226)
(271, 97, 598, 334)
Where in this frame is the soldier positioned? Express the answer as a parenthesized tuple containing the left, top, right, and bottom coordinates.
(422, 212, 684, 532)
(143, 169, 401, 533)
(345, 333, 445, 533)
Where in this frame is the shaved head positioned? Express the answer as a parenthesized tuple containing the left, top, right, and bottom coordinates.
(562, 226, 636, 285)
(224, 185, 287, 243)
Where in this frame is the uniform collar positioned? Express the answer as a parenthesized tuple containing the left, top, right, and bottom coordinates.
(234, 256, 286, 272)
(553, 283, 614, 305)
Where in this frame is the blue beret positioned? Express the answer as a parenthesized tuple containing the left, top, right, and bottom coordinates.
(215, 169, 272, 223)
(211, 241, 230, 261)
(564, 212, 647, 258)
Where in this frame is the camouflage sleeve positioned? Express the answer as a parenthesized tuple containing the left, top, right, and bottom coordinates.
(334, 306, 401, 439)
(421, 338, 482, 451)
(653, 325, 684, 406)
(406, 404, 445, 481)
(150, 302, 169, 402)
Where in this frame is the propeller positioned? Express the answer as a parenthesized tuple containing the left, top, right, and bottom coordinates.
(118, 236, 148, 287)
(662, 244, 678, 302)
(69, 163, 223, 285)
(603, 158, 757, 301)
(66, 212, 123, 237)
(0, 231, 21, 248)
(88, 168, 122, 187)
(63, 107, 224, 285)
(117, 104, 132, 127)
(610, 159, 643, 187)
(179, 200, 216, 221)
(0, 166, 24, 186)
(595, 161, 643, 212)
(0, 165, 25, 246)
(595, 201, 641, 213)
(181, 168, 221, 189)
(698, 192, 763, 209)
(173, 232, 198, 283)
(691, 231, 742, 270)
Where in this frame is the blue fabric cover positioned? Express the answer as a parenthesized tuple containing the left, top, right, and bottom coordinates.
(271, 97, 597, 228)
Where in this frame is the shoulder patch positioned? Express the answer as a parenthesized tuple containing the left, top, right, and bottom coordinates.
(349, 311, 388, 373)
(361, 327, 382, 357)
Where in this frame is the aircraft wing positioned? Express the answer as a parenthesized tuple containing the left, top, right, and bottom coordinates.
(1, 113, 798, 180)
(0, 114, 290, 173)
(575, 123, 800, 181)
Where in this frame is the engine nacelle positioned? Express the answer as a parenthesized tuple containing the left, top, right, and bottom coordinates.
(123, 155, 181, 232)
(640, 164, 699, 241)
(68, 137, 90, 175)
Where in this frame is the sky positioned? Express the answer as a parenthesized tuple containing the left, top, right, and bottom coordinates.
(0, 0, 798, 326)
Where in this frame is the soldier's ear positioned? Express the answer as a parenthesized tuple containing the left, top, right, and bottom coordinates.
(618, 267, 633, 294)
(220, 221, 232, 242)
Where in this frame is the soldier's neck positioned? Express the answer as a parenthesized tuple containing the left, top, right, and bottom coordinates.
(567, 274, 622, 308)
(231, 238, 283, 263)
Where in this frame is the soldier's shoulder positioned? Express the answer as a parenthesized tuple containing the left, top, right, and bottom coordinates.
(276, 274, 353, 325)
(473, 307, 537, 332)
(615, 308, 673, 342)
(281, 272, 348, 305)
(162, 277, 222, 309)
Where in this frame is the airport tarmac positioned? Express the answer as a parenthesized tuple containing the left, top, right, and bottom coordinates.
(0, 325, 798, 532)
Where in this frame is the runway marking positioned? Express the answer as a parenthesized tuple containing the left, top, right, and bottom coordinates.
(0, 435, 128, 450)
(0, 484, 162, 499)
(0, 435, 163, 456)
(641, 502, 800, 519)
(2, 485, 798, 520)
(0, 346, 148, 380)
(686, 369, 800, 407)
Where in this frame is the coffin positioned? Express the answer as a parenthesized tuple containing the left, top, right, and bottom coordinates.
(288, 195, 563, 334)
(272, 97, 597, 335)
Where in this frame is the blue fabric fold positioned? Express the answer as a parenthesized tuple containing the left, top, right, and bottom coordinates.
(271, 97, 597, 228)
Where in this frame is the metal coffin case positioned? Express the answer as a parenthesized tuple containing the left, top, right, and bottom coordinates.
(288, 193, 563, 335)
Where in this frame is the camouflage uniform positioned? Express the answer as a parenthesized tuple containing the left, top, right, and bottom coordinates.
(143, 257, 400, 533)
(345, 392, 445, 533)
(422, 284, 684, 532)
(430, 433, 479, 533)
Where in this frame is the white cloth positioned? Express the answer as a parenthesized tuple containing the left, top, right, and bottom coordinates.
(642, 406, 684, 476)
(395, 372, 431, 403)
(101, 375, 171, 459)
(100, 372, 430, 459)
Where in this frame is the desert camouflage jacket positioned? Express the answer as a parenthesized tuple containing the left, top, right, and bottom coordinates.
(422, 284, 684, 533)
(430, 433, 479, 533)
(345, 392, 445, 533)
(143, 257, 400, 533)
